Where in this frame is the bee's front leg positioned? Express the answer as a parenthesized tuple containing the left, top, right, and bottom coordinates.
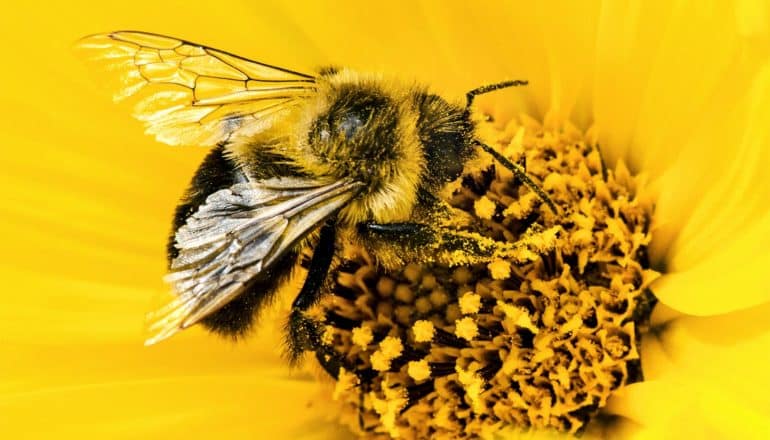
(357, 221, 548, 267)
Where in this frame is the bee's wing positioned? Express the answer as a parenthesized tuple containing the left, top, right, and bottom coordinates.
(77, 31, 317, 146)
(146, 177, 363, 345)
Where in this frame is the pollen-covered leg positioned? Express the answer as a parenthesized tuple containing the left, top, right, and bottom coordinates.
(285, 308, 320, 364)
(358, 221, 562, 267)
(286, 307, 359, 379)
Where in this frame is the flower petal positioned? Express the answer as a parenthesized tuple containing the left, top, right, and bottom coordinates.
(650, 61, 770, 314)
(0, 278, 335, 436)
(600, 302, 769, 439)
(593, 0, 677, 166)
(594, 0, 747, 174)
(533, 0, 601, 124)
(646, 301, 770, 407)
(603, 379, 770, 440)
(0, 371, 346, 438)
(597, 299, 770, 438)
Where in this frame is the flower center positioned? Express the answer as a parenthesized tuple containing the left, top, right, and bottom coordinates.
(311, 114, 657, 438)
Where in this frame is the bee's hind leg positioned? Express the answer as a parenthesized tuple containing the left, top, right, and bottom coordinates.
(285, 220, 352, 378)
(287, 310, 349, 379)
(285, 221, 335, 362)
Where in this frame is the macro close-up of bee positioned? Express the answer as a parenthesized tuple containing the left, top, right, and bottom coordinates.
(0, 0, 770, 440)
(78, 30, 556, 369)
(8, 1, 768, 437)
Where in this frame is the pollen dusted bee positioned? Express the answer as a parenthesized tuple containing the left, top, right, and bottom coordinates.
(79, 31, 556, 365)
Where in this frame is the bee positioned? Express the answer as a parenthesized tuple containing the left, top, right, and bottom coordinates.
(79, 31, 556, 365)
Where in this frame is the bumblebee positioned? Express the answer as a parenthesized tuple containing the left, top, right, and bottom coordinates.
(79, 31, 555, 363)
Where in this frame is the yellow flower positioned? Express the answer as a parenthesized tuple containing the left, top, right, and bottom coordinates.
(1, 1, 769, 439)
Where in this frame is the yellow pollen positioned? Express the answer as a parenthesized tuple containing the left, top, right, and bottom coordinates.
(455, 365, 486, 414)
(503, 191, 538, 218)
(370, 351, 391, 372)
(487, 259, 511, 280)
(370, 378, 408, 438)
(497, 301, 539, 334)
(321, 325, 335, 345)
(379, 336, 404, 360)
(407, 359, 432, 381)
(502, 126, 525, 157)
(412, 320, 435, 342)
(473, 195, 496, 220)
(351, 325, 373, 349)
(459, 292, 482, 314)
(455, 365, 475, 385)
(454, 317, 479, 341)
(333, 367, 359, 401)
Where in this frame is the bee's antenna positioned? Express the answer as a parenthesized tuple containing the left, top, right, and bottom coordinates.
(473, 140, 558, 214)
(466, 80, 528, 108)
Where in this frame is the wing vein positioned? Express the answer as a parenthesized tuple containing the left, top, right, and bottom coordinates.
(77, 30, 318, 146)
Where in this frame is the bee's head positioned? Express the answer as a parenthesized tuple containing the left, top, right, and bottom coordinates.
(303, 76, 424, 224)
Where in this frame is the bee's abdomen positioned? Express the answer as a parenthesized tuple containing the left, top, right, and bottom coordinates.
(199, 250, 298, 337)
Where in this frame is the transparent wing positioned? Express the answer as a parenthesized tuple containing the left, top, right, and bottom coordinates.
(77, 31, 317, 146)
(145, 178, 363, 345)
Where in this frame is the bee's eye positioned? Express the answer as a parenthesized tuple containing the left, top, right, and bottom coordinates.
(337, 112, 366, 140)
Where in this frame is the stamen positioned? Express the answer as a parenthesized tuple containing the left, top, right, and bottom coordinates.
(473, 195, 497, 220)
(454, 317, 479, 341)
(411, 320, 435, 342)
(321, 325, 335, 345)
(379, 336, 404, 359)
(371, 336, 404, 372)
(487, 259, 512, 280)
(333, 367, 360, 401)
(407, 359, 432, 381)
(370, 378, 408, 437)
(458, 293, 482, 315)
(352, 325, 374, 349)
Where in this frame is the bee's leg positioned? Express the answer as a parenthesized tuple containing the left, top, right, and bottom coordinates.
(358, 222, 435, 246)
(285, 221, 352, 378)
(358, 222, 529, 266)
(287, 309, 349, 378)
(286, 221, 336, 361)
